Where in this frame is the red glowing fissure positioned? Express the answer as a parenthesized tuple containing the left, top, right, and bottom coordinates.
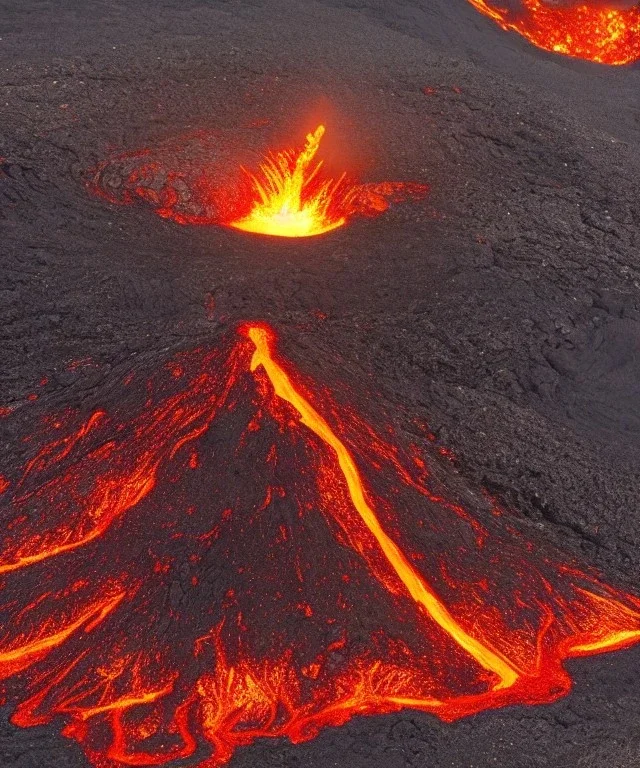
(1, 323, 639, 767)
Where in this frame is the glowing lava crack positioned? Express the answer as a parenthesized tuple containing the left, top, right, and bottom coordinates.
(1, 323, 639, 767)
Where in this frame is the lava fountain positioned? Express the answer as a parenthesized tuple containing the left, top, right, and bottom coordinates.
(467, 0, 640, 65)
(229, 125, 350, 237)
(1, 323, 639, 767)
(89, 125, 429, 235)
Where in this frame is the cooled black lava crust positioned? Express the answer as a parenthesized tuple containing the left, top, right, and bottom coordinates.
(1, 1, 639, 767)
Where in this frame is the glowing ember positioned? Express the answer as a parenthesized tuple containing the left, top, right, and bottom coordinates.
(467, 0, 640, 65)
(89, 127, 429, 233)
(1, 323, 639, 766)
(229, 125, 349, 238)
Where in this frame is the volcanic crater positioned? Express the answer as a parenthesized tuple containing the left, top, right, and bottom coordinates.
(1, 2, 640, 768)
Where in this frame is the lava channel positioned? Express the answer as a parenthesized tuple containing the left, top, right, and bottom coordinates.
(467, 0, 640, 65)
(0, 323, 639, 767)
(89, 125, 429, 237)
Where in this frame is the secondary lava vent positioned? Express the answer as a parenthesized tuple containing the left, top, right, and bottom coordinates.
(0, 324, 639, 767)
(90, 125, 429, 237)
(467, 0, 640, 65)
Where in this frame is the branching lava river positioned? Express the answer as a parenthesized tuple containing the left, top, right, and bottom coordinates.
(0, 323, 639, 767)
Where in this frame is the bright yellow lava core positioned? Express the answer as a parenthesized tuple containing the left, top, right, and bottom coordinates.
(229, 125, 348, 238)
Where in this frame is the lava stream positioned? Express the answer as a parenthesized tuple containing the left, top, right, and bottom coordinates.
(0, 323, 639, 767)
(247, 325, 518, 689)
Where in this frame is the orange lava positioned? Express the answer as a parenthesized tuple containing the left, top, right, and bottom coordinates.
(467, 0, 640, 65)
(1, 323, 639, 767)
(89, 127, 429, 234)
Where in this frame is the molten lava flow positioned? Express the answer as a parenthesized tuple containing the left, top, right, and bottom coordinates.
(1, 324, 639, 767)
(89, 127, 429, 234)
(467, 0, 640, 65)
(247, 325, 518, 689)
(229, 125, 348, 237)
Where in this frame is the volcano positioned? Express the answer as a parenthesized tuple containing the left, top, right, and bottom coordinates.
(0, 325, 638, 767)
(2, 0, 640, 767)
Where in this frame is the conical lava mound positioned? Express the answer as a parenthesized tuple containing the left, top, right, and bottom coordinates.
(0, 324, 638, 767)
